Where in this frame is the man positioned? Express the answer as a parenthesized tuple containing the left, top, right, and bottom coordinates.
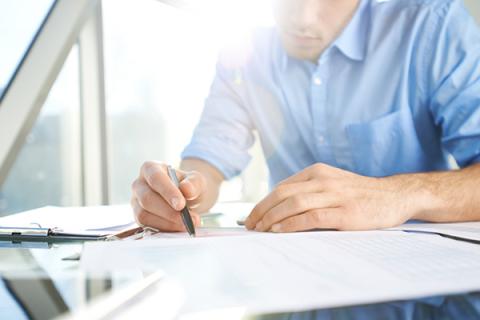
(131, 0, 480, 233)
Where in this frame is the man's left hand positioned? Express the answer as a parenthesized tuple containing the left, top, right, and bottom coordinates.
(245, 163, 420, 232)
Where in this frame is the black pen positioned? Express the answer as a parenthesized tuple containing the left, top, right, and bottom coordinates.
(166, 165, 196, 237)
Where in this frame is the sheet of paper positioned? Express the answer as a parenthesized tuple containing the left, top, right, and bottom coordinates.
(0, 205, 135, 231)
(141, 227, 252, 239)
(391, 221, 480, 242)
(81, 230, 480, 316)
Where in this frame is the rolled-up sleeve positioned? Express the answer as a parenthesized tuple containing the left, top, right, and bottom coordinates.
(181, 54, 255, 179)
(424, 1, 480, 168)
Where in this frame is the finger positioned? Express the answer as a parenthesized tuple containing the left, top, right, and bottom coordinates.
(133, 178, 191, 225)
(132, 197, 184, 231)
(141, 161, 186, 210)
(132, 197, 201, 231)
(256, 193, 340, 231)
(270, 208, 344, 233)
(245, 180, 322, 230)
(179, 171, 206, 207)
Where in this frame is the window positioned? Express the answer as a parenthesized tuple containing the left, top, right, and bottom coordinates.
(0, 47, 82, 215)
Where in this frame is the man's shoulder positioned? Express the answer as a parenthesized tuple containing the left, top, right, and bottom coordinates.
(368, 0, 470, 40)
(372, 0, 462, 16)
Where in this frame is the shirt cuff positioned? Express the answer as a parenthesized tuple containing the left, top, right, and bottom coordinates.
(181, 143, 250, 180)
(470, 153, 480, 165)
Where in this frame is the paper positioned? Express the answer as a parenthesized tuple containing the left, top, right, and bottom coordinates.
(81, 230, 480, 315)
(391, 221, 480, 242)
(0, 205, 135, 232)
(142, 227, 252, 239)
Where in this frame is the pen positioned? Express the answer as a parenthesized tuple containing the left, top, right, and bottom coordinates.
(166, 165, 196, 237)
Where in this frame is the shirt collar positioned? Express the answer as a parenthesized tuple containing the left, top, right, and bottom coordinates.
(277, 0, 371, 71)
(331, 0, 370, 62)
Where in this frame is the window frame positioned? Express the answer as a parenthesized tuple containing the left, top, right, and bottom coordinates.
(0, 0, 98, 185)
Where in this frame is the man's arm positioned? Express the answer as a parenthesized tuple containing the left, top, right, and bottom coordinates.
(132, 42, 254, 231)
(393, 163, 480, 223)
(245, 163, 480, 233)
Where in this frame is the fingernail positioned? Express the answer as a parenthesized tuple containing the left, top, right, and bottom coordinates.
(255, 221, 264, 231)
(271, 224, 281, 233)
(171, 197, 181, 210)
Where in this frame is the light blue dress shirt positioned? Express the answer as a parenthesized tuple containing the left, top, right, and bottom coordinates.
(182, 0, 480, 186)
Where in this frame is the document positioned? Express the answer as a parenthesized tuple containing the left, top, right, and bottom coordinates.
(140, 227, 251, 239)
(391, 221, 480, 242)
(0, 205, 135, 232)
(81, 230, 480, 315)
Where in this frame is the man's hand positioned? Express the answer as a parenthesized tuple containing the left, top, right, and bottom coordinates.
(244, 163, 422, 233)
(131, 161, 207, 232)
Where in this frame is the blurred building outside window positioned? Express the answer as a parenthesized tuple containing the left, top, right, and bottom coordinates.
(0, 46, 82, 215)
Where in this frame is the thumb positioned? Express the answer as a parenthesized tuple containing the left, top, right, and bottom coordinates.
(179, 171, 206, 202)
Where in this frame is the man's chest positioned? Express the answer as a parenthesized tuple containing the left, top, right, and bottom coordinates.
(239, 53, 439, 176)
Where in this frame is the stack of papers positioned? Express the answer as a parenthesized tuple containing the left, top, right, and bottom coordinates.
(81, 228, 480, 316)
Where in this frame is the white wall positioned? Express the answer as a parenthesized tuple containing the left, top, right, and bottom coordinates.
(465, 0, 480, 23)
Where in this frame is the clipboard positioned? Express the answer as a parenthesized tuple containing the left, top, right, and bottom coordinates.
(0, 226, 144, 243)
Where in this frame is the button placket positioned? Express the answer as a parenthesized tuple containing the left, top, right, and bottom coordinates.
(310, 63, 334, 163)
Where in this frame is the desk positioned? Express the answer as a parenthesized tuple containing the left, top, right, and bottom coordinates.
(0, 242, 147, 319)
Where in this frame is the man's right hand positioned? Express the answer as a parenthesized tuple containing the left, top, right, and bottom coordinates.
(131, 161, 207, 232)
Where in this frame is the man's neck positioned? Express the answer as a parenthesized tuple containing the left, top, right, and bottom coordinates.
(310, 0, 361, 64)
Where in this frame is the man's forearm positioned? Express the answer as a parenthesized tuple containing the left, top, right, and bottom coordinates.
(180, 158, 224, 214)
(386, 163, 480, 223)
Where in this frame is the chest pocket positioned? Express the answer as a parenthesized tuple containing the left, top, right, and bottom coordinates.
(345, 107, 429, 177)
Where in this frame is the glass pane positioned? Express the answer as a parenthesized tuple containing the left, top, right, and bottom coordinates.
(0, 0, 55, 100)
(103, 0, 272, 204)
(0, 46, 82, 216)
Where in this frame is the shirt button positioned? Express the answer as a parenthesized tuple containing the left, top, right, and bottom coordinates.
(318, 135, 325, 144)
(313, 76, 322, 86)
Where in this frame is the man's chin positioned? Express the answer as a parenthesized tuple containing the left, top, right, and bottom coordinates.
(284, 47, 320, 63)
(282, 42, 321, 63)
